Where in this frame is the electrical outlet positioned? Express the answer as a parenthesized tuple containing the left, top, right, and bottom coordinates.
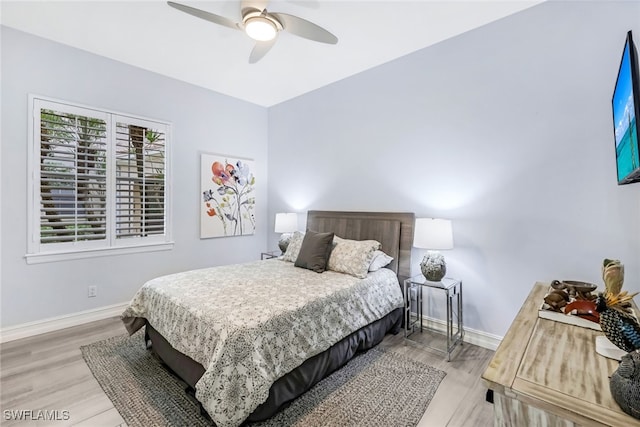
(88, 285, 98, 298)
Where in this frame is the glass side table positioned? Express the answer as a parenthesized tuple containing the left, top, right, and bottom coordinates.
(403, 275, 464, 361)
(261, 251, 280, 260)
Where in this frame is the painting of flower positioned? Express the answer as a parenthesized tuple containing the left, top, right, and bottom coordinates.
(200, 153, 256, 238)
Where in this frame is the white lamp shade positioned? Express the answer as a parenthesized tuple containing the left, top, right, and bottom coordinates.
(413, 218, 453, 250)
(274, 213, 298, 233)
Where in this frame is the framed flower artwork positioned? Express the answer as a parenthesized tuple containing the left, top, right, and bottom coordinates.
(200, 153, 256, 238)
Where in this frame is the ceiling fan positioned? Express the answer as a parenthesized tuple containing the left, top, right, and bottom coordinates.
(167, 1, 338, 63)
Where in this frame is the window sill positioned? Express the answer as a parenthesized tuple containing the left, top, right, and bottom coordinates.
(24, 242, 174, 264)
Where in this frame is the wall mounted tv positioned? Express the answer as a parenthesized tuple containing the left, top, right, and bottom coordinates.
(612, 30, 640, 185)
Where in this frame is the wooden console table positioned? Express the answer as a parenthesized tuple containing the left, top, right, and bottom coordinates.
(482, 282, 640, 426)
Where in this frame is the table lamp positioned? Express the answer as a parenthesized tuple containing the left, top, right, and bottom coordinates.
(413, 218, 453, 282)
(275, 213, 298, 253)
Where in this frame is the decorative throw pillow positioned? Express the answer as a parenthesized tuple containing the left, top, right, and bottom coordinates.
(282, 231, 305, 262)
(368, 250, 394, 272)
(294, 230, 335, 273)
(327, 236, 381, 279)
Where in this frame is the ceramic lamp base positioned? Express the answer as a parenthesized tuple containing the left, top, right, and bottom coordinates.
(420, 251, 447, 282)
(278, 233, 292, 254)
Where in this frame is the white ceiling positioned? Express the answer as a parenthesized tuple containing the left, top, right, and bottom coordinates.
(1, 0, 542, 106)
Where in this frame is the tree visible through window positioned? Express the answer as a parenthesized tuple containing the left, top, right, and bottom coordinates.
(29, 97, 171, 260)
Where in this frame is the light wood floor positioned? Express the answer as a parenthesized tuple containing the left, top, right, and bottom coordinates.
(0, 317, 495, 426)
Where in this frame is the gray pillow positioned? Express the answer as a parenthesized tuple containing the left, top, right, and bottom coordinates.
(294, 230, 335, 273)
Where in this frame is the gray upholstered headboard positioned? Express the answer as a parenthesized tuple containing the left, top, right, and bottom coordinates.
(306, 210, 415, 283)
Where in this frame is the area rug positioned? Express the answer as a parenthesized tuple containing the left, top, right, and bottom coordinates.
(81, 331, 446, 427)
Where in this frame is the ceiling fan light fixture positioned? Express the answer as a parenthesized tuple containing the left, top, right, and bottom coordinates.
(245, 16, 277, 41)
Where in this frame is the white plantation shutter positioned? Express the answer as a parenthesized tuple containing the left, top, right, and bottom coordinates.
(28, 97, 171, 261)
(114, 118, 167, 240)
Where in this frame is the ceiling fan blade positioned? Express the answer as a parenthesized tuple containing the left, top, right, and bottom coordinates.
(241, 0, 269, 15)
(167, 1, 239, 31)
(249, 38, 277, 63)
(270, 12, 337, 44)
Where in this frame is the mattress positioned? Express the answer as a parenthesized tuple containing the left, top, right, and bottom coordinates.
(121, 258, 404, 427)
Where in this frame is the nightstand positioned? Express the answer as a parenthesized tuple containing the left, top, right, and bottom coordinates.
(403, 275, 464, 361)
(261, 251, 280, 260)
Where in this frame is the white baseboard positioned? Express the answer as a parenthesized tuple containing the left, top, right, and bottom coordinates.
(0, 302, 129, 343)
(419, 315, 503, 351)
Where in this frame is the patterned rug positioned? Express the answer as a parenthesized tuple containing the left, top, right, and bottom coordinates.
(81, 331, 446, 427)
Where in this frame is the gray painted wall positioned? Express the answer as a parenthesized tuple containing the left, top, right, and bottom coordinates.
(268, 1, 640, 337)
(1, 27, 269, 327)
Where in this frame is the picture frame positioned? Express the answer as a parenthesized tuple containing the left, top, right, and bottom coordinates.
(200, 152, 256, 238)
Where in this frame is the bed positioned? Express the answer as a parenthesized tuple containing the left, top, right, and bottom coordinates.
(121, 210, 415, 427)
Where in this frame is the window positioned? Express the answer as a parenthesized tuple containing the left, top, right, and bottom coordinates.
(27, 96, 172, 263)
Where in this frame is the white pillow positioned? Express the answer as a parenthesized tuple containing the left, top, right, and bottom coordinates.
(327, 236, 381, 279)
(282, 231, 305, 262)
(368, 250, 394, 272)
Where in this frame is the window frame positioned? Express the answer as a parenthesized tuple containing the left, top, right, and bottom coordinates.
(26, 95, 173, 264)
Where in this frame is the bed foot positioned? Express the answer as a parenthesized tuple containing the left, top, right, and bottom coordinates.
(144, 329, 152, 350)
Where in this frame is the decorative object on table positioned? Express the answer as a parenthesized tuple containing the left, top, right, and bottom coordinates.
(551, 280, 598, 301)
(413, 218, 453, 282)
(274, 212, 298, 253)
(200, 153, 256, 238)
(602, 258, 625, 295)
(610, 350, 640, 420)
(594, 259, 640, 420)
(595, 291, 640, 353)
(538, 280, 601, 330)
(595, 259, 640, 353)
(554, 280, 599, 323)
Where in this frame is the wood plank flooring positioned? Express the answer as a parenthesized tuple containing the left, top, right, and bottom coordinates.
(0, 317, 495, 426)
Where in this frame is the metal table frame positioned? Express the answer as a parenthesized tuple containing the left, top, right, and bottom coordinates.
(403, 276, 464, 361)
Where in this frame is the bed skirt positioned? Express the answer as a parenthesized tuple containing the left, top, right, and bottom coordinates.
(144, 306, 402, 422)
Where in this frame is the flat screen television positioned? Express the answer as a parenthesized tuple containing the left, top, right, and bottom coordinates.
(612, 30, 640, 185)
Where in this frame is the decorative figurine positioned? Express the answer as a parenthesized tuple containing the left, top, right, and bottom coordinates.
(595, 260, 640, 353)
(594, 259, 640, 420)
(610, 351, 640, 420)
